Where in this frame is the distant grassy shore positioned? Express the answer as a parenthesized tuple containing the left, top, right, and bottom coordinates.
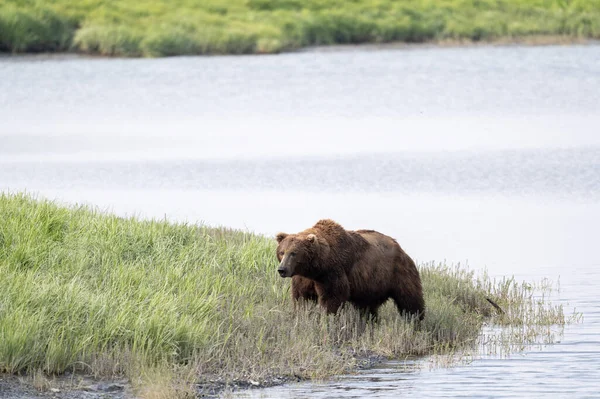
(0, 193, 569, 397)
(0, 0, 599, 57)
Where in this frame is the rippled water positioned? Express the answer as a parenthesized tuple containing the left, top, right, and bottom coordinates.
(1, 44, 599, 398)
(1, 149, 599, 197)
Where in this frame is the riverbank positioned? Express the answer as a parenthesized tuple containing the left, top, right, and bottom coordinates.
(0, 193, 569, 397)
(299, 35, 599, 53)
(1, 0, 599, 57)
(2, 36, 597, 64)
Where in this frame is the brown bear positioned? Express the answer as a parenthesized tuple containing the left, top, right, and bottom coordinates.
(276, 219, 424, 320)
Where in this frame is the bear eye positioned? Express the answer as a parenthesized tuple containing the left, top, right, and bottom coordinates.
(290, 252, 297, 256)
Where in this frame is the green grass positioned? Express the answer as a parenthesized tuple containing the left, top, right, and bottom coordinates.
(0, 0, 599, 56)
(0, 193, 571, 397)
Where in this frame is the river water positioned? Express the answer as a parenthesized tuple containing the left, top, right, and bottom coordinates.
(1, 44, 600, 398)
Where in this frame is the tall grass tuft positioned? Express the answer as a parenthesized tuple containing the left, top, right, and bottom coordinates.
(73, 25, 143, 57)
(0, 193, 572, 395)
(0, 5, 75, 52)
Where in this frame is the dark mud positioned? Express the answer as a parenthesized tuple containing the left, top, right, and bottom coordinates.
(0, 374, 132, 399)
(0, 374, 300, 399)
(0, 352, 387, 398)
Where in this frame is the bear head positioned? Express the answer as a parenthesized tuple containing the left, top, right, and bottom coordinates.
(275, 232, 318, 278)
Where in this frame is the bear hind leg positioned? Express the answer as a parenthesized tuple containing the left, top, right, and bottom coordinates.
(391, 290, 425, 321)
(357, 305, 379, 322)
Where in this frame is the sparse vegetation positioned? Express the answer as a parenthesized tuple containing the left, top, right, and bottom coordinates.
(0, 0, 599, 57)
(0, 193, 571, 397)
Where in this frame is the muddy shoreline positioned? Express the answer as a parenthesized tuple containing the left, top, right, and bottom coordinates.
(0, 373, 318, 399)
(0, 352, 387, 398)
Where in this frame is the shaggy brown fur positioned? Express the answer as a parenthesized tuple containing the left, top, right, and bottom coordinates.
(276, 219, 425, 320)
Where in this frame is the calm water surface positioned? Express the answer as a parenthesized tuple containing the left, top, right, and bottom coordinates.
(1, 44, 600, 398)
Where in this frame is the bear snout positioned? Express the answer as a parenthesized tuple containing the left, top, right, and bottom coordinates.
(277, 267, 289, 278)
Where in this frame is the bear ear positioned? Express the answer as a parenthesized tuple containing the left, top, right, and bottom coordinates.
(276, 232, 288, 243)
(306, 233, 317, 243)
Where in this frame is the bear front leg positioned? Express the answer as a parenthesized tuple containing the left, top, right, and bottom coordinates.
(291, 276, 318, 302)
(315, 275, 350, 314)
(319, 295, 344, 314)
(291, 276, 318, 311)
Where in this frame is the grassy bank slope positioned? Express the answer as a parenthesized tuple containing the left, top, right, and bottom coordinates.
(0, 0, 599, 57)
(0, 193, 567, 396)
